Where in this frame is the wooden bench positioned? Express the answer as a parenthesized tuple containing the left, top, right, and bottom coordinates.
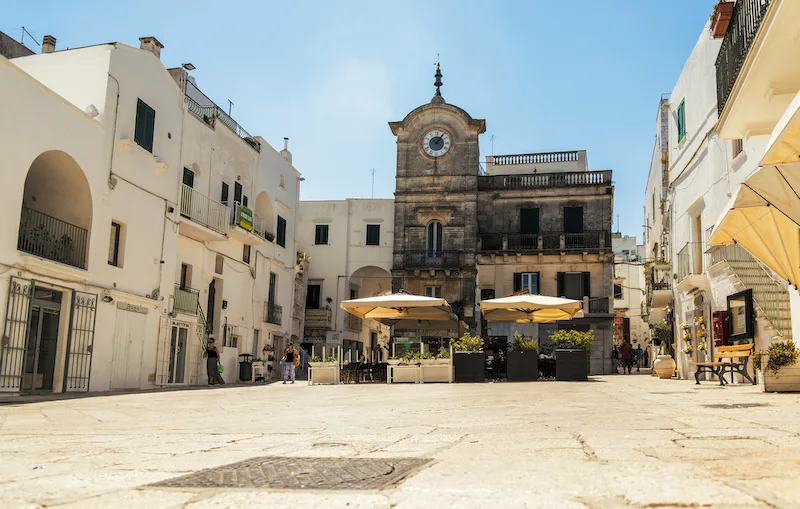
(692, 344, 756, 386)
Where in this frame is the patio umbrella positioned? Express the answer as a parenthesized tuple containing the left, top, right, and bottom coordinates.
(340, 292, 458, 322)
(708, 164, 800, 288)
(479, 293, 584, 323)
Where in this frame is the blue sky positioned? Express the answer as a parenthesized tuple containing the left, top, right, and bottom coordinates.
(5, 0, 717, 239)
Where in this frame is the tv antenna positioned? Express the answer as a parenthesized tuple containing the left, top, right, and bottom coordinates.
(371, 168, 375, 198)
(20, 27, 40, 47)
(490, 134, 495, 156)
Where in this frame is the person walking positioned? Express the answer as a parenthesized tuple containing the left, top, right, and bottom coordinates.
(619, 341, 634, 374)
(643, 347, 650, 369)
(204, 337, 224, 385)
(282, 344, 298, 384)
(611, 346, 620, 374)
(634, 344, 644, 372)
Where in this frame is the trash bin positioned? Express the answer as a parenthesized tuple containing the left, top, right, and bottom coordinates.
(238, 353, 253, 381)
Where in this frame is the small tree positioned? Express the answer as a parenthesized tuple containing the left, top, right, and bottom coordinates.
(513, 331, 538, 352)
(650, 321, 672, 355)
(549, 329, 594, 351)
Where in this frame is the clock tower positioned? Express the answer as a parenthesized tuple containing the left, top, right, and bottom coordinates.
(388, 65, 486, 325)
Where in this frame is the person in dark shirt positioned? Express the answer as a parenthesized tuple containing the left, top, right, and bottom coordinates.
(619, 342, 634, 374)
(282, 344, 298, 384)
(204, 337, 223, 385)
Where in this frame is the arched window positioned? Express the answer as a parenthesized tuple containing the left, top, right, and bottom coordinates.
(427, 221, 443, 256)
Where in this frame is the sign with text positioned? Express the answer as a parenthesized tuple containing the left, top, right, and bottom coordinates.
(238, 204, 253, 232)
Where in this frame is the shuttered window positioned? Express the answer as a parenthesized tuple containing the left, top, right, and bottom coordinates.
(513, 272, 539, 294)
(563, 207, 584, 234)
(366, 225, 380, 246)
(520, 208, 539, 234)
(314, 224, 329, 245)
(277, 216, 287, 247)
(677, 100, 686, 142)
(557, 272, 590, 299)
(221, 182, 229, 205)
(134, 99, 156, 153)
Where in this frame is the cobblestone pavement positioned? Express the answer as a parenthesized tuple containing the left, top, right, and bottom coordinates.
(1, 375, 800, 508)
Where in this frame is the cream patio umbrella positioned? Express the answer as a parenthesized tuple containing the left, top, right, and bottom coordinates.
(340, 292, 458, 322)
(708, 165, 800, 288)
(479, 293, 584, 323)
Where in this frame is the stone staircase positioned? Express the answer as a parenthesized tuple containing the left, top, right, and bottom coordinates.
(710, 245, 792, 339)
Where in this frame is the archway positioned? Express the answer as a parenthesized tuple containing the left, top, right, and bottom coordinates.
(348, 265, 392, 361)
(18, 150, 92, 269)
(253, 191, 276, 241)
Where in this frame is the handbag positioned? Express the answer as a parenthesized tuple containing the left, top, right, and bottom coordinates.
(217, 363, 224, 374)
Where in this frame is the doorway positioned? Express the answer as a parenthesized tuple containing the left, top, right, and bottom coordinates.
(22, 289, 63, 392)
(168, 323, 189, 384)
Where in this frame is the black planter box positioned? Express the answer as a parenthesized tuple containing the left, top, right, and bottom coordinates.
(454, 352, 485, 382)
(507, 351, 538, 381)
(555, 349, 588, 381)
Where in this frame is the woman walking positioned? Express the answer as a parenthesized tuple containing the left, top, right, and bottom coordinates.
(205, 337, 224, 385)
(282, 343, 298, 384)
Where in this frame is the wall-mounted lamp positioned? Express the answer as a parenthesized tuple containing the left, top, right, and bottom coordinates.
(102, 295, 114, 304)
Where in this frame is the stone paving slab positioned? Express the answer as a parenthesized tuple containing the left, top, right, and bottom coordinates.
(0, 375, 799, 507)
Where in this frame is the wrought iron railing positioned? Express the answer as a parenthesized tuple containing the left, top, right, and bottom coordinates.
(184, 83, 261, 153)
(492, 151, 580, 165)
(180, 184, 229, 234)
(173, 285, 199, 315)
(676, 242, 705, 282)
(716, 0, 772, 115)
(478, 170, 611, 190)
(588, 297, 611, 314)
(185, 95, 216, 126)
(479, 231, 606, 252)
(345, 312, 363, 332)
(265, 302, 282, 325)
(403, 250, 461, 268)
(17, 206, 88, 269)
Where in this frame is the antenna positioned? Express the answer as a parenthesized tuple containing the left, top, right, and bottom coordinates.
(371, 168, 375, 199)
(490, 134, 495, 156)
(227, 99, 234, 116)
(21, 27, 40, 47)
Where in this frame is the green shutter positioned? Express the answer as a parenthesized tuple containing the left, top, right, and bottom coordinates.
(513, 273, 522, 292)
(135, 98, 156, 153)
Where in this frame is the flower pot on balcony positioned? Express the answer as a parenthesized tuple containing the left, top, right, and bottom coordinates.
(555, 349, 588, 381)
(653, 355, 676, 379)
(454, 352, 485, 383)
(507, 351, 539, 381)
(711, 2, 734, 39)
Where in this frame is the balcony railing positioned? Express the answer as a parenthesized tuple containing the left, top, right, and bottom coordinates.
(230, 202, 274, 242)
(180, 184, 230, 234)
(265, 302, 282, 325)
(17, 206, 88, 269)
(479, 231, 607, 253)
(345, 312, 363, 332)
(305, 308, 332, 328)
(676, 242, 706, 282)
(587, 297, 611, 315)
(492, 151, 580, 165)
(403, 250, 461, 268)
(173, 285, 199, 315)
(185, 84, 261, 153)
(716, 0, 772, 115)
(478, 170, 611, 191)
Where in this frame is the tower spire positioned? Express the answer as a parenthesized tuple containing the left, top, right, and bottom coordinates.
(431, 56, 445, 104)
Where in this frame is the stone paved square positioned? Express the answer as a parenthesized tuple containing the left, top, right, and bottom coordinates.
(1, 375, 800, 508)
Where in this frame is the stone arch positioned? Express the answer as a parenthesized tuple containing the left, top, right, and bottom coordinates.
(349, 265, 392, 299)
(18, 150, 93, 269)
(254, 191, 276, 236)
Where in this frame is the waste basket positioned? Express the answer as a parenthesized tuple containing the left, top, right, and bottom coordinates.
(238, 353, 253, 381)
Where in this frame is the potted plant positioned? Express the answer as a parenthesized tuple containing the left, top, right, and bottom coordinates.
(507, 331, 539, 382)
(308, 355, 337, 367)
(435, 349, 451, 365)
(753, 338, 800, 392)
(403, 351, 421, 365)
(550, 329, 594, 381)
(421, 351, 436, 365)
(387, 356, 402, 366)
(450, 332, 485, 382)
(651, 321, 676, 379)
(710, 1, 735, 39)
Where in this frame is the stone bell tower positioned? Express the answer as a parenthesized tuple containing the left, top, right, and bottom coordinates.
(389, 64, 486, 325)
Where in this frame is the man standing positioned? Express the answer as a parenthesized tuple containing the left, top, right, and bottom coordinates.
(619, 341, 634, 375)
(634, 344, 644, 372)
(282, 344, 298, 384)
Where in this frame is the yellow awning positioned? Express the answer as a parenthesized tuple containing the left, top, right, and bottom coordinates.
(761, 89, 800, 166)
(708, 165, 800, 288)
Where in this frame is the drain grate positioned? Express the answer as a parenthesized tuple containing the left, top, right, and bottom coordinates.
(148, 456, 431, 490)
(702, 403, 772, 409)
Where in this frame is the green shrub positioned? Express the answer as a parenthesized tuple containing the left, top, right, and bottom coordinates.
(753, 339, 799, 375)
(403, 351, 421, 362)
(513, 331, 538, 352)
(449, 332, 484, 353)
(422, 352, 435, 360)
(549, 329, 594, 351)
(437, 349, 451, 359)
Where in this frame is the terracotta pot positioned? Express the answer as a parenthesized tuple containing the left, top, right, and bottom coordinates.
(653, 355, 676, 379)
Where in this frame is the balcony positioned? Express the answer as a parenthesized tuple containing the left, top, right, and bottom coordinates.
(17, 206, 88, 269)
(478, 170, 611, 191)
(173, 285, 199, 316)
(716, 0, 772, 116)
(265, 302, 282, 326)
(185, 86, 261, 153)
(676, 242, 707, 291)
(648, 265, 673, 308)
(345, 312, 363, 332)
(404, 250, 461, 268)
(493, 151, 580, 165)
(479, 231, 607, 253)
(179, 184, 230, 241)
(584, 296, 613, 316)
(229, 202, 273, 245)
(304, 308, 332, 329)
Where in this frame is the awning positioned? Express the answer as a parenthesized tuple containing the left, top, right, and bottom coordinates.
(761, 89, 800, 166)
(479, 293, 584, 323)
(708, 165, 800, 288)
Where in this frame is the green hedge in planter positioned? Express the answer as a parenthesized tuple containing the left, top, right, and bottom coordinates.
(550, 329, 594, 351)
(551, 329, 593, 381)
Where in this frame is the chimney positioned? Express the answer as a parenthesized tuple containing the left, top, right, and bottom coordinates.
(139, 36, 164, 59)
(279, 137, 292, 164)
(41, 35, 56, 54)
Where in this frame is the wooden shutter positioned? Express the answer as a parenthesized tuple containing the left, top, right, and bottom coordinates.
(583, 272, 591, 297)
(520, 208, 539, 234)
(557, 272, 565, 297)
(234, 182, 243, 204)
(277, 216, 286, 247)
(135, 99, 155, 153)
(221, 182, 229, 204)
(564, 207, 584, 234)
(513, 273, 522, 292)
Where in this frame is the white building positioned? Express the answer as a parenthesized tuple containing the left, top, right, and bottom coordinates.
(611, 234, 647, 347)
(644, 5, 795, 379)
(0, 35, 300, 393)
(297, 199, 394, 361)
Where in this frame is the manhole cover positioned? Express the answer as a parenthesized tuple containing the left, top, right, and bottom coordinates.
(148, 456, 431, 490)
(702, 403, 772, 409)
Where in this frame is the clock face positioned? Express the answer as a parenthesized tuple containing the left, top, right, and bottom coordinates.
(423, 130, 451, 157)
